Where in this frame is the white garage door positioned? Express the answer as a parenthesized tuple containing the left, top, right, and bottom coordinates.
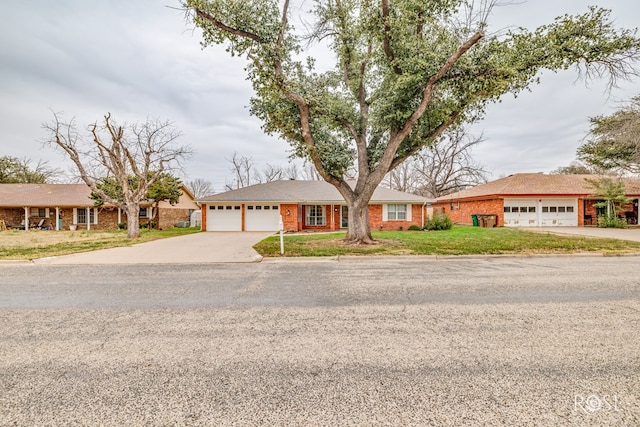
(206, 204, 242, 231)
(540, 199, 578, 226)
(245, 204, 281, 231)
(504, 199, 538, 227)
(504, 198, 578, 227)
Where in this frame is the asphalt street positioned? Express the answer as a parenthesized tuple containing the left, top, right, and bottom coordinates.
(1, 256, 639, 426)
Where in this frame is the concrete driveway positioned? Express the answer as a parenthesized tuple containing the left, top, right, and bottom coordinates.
(34, 231, 274, 265)
(526, 226, 640, 242)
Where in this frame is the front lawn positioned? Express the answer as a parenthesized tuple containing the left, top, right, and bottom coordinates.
(254, 226, 640, 257)
(0, 227, 200, 260)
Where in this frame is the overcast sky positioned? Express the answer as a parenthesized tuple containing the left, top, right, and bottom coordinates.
(1, 1, 639, 191)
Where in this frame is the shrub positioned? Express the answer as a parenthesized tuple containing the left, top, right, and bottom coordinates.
(597, 215, 627, 229)
(117, 222, 127, 230)
(424, 213, 453, 231)
(408, 224, 421, 231)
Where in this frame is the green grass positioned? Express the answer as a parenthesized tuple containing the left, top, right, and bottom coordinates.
(254, 226, 640, 257)
(0, 227, 201, 260)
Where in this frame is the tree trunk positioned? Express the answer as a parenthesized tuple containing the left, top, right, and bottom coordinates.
(345, 197, 374, 244)
(126, 204, 140, 238)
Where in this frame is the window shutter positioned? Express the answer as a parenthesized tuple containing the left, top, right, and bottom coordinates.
(406, 204, 412, 221)
(45, 208, 50, 217)
(93, 208, 98, 224)
(382, 205, 388, 221)
(73, 208, 78, 224)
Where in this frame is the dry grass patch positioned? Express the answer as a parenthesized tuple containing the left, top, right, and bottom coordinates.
(0, 228, 200, 260)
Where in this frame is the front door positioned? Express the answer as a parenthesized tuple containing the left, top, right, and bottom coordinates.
(341, 206, 348, 228)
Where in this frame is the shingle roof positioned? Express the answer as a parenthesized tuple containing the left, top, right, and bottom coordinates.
(198, 180, 431, 204)
(0, 184, 96, 207)
(435, 173, 640, 202)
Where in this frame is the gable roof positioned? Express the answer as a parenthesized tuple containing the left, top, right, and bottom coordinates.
(198, 180, 431, 204)
(0, 184, 96, 207)
(435, 173, 640, 202)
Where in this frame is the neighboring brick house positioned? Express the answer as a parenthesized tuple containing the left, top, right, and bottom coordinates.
(432, 173, 640, 227)
(197, 180, 431, 232)
(0, 183, 198, 231)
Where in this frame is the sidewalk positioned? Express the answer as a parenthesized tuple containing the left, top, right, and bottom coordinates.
(34, 232, 273, 265)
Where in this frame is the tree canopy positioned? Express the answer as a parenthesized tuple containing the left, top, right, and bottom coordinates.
(183, 0, 640, 242)
(0, 156, 60, 183)
(578, 95, 640, 174)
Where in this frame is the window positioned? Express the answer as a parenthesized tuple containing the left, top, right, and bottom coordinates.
(225, 206, 232, 210)
(387, 204, 407, 220)
(217, 205, 223, 210)
(306, 205, 325, 226)
(248, 205, 254, 210)
(234, 206, 241, 210)
(566, 206, 574, 213)
(542, 207, 549, 213)
(528, 207, 536, 213)
(272, 206, 278, 210)
(504, 207, 511, 213)
(519, 207, 528, 213)
(558, 206, 566, 213)
(550, 206, 557, 213)
(139, 207, 149, 218)
(264, 206, 270, 210)
(77, 208, 95, 224)
(256, 206, 262, 210)
(30, 207, 47, 217)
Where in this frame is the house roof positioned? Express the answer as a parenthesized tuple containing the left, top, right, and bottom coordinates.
(435, 173, 640, 202)
(0, 183, 198, 208)
(0, 184, 96, 208)
(198, 180, 431, 204)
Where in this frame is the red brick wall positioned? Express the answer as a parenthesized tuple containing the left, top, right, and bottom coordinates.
(432, 199, 504, 226)
(369, 204, 425, 231)
(281, 203, 299, 232)
(1, 207, 121, 230)
(278, 203, 425, 232)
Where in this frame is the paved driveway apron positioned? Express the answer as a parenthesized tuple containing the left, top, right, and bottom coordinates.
(34, 232, 272, 264)
(526, 226, 640, 242)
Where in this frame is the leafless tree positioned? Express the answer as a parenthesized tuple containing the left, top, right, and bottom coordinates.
(186, 178, 214, 199)
(42, 112, 192, 238)
(261, 163, 285, 182)
(225, 151, 256, 190)
(386, 129, 488, 198)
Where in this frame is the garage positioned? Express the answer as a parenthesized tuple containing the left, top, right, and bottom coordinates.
(504, 198, 578, 227)
(245, 204, 281, 231)
(206, 204, 242, 231)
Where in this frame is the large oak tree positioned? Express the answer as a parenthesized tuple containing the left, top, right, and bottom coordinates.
(183, 0, 640, 243)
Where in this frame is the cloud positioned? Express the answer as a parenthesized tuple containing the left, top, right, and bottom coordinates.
(1, 0, 639, 191)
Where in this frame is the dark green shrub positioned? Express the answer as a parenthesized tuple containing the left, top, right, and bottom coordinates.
(424, 213, 453, 231)
(408, 224, 421, 231)
(117, 222, 127, 230)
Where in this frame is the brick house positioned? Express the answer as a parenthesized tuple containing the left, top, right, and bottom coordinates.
(197, 180, 431, 232)
(432, 173, 640, 227)
(0, 183, 198, 231)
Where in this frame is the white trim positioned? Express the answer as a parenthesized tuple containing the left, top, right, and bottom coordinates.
(384, 204, 410, 221)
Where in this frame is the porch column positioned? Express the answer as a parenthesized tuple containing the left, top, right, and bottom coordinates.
(86, 207, 91, 230)
(330, 204, 334, 230)
(55, 207, 60, 231)
(117, 208, 122, 224)
(24, 207, 29, 231)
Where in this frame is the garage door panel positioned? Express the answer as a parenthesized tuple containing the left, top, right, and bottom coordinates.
(206, 205, 242, 231)
(245, 205, 280, 231)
